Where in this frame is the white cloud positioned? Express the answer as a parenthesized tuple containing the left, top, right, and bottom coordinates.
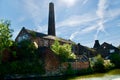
(60, 0, 78, 7)
(19, 0, 120, 46)
(22, 0, 41, 25)
(57, 0, 89, 8)
(69, 31, 79, 40)
(95, 0, 108, 40)
(96, 0, 107, 19)
(57, 13, 98, 28)
(70, 25, 98, 40)
(22, 0, 50, 26)
(108, 8, 120, 19)
(81, 25, 97, 33)
(55, 13, 98, 40)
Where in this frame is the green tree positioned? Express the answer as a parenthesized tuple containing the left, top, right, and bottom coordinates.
(17, 40, 37, 61)
(110, 53, 120, 68)
(15, 40, 45, 74)
(0, 20, 13, 63)
(51, 40, 76, 63)
(92, 54, 105, 72)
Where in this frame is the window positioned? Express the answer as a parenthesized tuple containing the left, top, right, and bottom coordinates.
(18, 37, 22, 42)
(104, 46, 106, 49)
(22, 34, 29, 40)
(110, 49, 115, 53)
(18, 34, 29, 42)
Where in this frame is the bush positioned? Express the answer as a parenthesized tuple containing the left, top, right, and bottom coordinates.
(76, 68, 94, 75)
(92, 54, 105, 73)
(17, 40, 37, 61)
(51, 40, 76, 63)
(0, 60, 45, 76)
(0, 62, 11, 75)
(104, 60, 114, 70)
(65, 63, 75, 75)
(110, 53, 120, 68)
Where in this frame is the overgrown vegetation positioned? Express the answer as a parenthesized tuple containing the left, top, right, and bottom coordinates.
(0, 20, 45, 78)
(0, 40, 45, 76)
(17, 40, 37, 61)
(65, 63, 75, 75)
(104, 60, 114, 70)
(0, 60, 44, 75)
(90, 54, 114, 73)
(0, 19, 120, 78)
(110, 53, 120, 68)
(51, 40, 76, 62)
(92, 55, 105, 72)
(0, 20, 13, 63)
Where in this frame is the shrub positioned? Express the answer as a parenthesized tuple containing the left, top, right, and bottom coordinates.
(0, 60, 45, 76)
(51, 40, 76, 63)
(110, 53, 120, 68)
(92, 54, 105, 73)
(76, 68, 94, 75)
(104, 60, 114, 70)
(65, 63, 75, 75)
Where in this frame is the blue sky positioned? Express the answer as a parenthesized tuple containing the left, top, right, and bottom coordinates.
(0, 0, 120, 47)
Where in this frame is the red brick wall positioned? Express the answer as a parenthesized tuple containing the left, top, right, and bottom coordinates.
(42, 48, 89, 72)
(44, 48, 60, 72)
(70, 62, 89, 70)
(62, 61, 89, 70)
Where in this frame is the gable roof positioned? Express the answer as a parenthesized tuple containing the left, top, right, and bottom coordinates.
(76, 43, 97, 57)
(79, 44, 94, 52)
(24, 27, 47, 37)
(101, 42, 118, 49)
(15, 27, 75, 44)
(15, 27, 47, 41)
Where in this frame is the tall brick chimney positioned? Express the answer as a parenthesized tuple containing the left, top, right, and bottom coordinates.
(48, 2, 56, 36)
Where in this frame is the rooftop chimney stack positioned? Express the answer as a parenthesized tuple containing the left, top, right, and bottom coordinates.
(93, 40, 100, 49)
(48, 2, 56, 36)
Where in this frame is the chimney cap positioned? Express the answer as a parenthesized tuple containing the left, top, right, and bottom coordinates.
(49, 2, 54, 4)
(95, 40, 99, 42)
